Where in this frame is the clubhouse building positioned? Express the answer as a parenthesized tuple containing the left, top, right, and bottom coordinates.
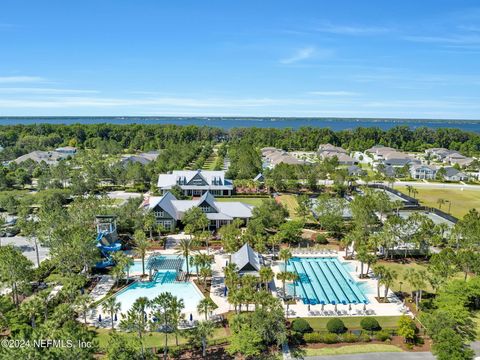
(157, 170, 234, 196)
(142, 191, 253, 231)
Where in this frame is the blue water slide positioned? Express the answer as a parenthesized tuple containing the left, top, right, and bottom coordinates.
(316, 261, 348, 304)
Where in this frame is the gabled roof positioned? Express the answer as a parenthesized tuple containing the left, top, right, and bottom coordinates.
(146, 191, 178, 218)
(197, 191, 219, 212)
(157, 170, 233, 189)
(231, 243, 261, 273)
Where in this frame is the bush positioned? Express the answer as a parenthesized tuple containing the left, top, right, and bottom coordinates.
(323, 333, 340, 344)
(304, 332, 322, 343)
(315, 233, 328, 244)
(341, 333, 358, 343)
(291, 318, 313, 334)
(327, 318, 346, 334)
(375, 330, 392, 341)
(358, 333, 371, 342)
(360, 317, 381, 331)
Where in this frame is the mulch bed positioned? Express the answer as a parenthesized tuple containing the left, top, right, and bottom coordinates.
(304, 336, 431, 352)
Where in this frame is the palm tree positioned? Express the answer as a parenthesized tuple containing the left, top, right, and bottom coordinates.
(278, 248, 292, 272)
(269, 234, 281, 260)
(194, 320, 215, 358)
(102, 296, 121, 330)
(411, 188, 418, 199)
(134, 229, 150, 276)
(75, 294, 92, 325)
(197, 297, 218, 321)
(276, 271, 292, 299)
(143, 212, 156, 240)
(21, 298, 41, 328)
(437, 198, 446, 210)
(379, 268, 398, 301)
(120, 296, 151, 360)
(372, 264, 386, 299)
(199, 266, 212, 289)
(406, 185, 413, 197)
(404, 268, 427, 310)
(176, 238, 194, 279)
(152, 292, 174, 360)
(259, 266, 274, 290)
(168, 295, 185, 346)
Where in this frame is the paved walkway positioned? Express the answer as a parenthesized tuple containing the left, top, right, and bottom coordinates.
(89, 275, 115, 302)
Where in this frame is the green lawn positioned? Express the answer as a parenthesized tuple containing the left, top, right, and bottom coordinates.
(94, 326, 228, 349)
(304, 344, 402, 356)
(303, 316, 402, 331)
(379, 261, 431, 293)
(396, 186, 480, 219)
(277, 194, 299, 219)
(216, 197, 266, 207)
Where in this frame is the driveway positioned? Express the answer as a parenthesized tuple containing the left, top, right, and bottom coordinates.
(304, 352, 434, 360)
(0, 236, 49, 267)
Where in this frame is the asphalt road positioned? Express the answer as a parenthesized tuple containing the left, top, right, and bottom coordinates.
(0, 235, 49, 267)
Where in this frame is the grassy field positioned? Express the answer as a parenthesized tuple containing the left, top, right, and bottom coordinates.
(303, 316, 402, 331)
(276, 194, 299, 219)
(216, 197, 266, 207)
(95, 326, 228, 349)
(379, 260, 431, 293)
(396, 186, 480, 219)
(304, 344, 402, 356)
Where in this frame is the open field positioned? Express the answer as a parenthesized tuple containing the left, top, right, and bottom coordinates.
(95, 326, 229, 349)
(216, 197, 266, 207)
(276, 194, 299, 219)
(396, 186, 480, 219)
(303, 316, 402, 331)
(304, 344, 403, 356)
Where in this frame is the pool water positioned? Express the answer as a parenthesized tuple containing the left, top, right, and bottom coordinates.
(287, 257, 368, 305)
(115, 271, 204, 315)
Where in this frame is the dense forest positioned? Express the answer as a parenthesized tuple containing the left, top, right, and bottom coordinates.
(0, 123, 479, 161)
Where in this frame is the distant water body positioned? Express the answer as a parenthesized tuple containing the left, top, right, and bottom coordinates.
(0, 117, 479, 132)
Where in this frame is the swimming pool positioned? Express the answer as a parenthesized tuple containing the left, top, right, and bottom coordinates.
(287, 257, 368, 305)
(115, 271, 204, 315)
(128, 254, 192, 274)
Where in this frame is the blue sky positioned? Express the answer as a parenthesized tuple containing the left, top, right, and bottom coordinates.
(1, 0, 480, 119)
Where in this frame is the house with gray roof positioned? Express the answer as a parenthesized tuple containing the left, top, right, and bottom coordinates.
(410, 164, 437, 180)
(157, 170, 233, 196)
(120, 151, 160, 166)
(13, 150, 75, 166)
(443, 167, 469, 181)
(317, 144, 357, 165)
(142, 191, 253, 231)
(231, 243, 262, 276)
(261, 148, 307, 168)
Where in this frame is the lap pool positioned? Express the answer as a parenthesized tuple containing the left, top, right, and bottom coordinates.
(115, 271, 204, 315)
(287, 257, 368, 305)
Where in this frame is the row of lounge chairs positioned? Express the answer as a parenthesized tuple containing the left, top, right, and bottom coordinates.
(306, 308, 376, 316)
(292, 249, 338, 255)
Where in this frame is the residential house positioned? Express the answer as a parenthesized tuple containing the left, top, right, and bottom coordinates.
(120, 151, 160, 166)
(410, 164, 437, 180)
(13, 150, 75, 166)
(261, 148, 307, 168)
(365, 145, 397, 161)
(445, 153, 474, 167)
(346, 165, 365, 177)
(157, 169, 233, 196)
(142, 191, 253, 231)
(443, 167, 469, 181)
(317, 143, 357, 165)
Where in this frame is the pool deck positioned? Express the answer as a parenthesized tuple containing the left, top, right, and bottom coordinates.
(272, 252, 408, 318)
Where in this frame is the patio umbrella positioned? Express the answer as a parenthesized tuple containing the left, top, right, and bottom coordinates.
(331, 300, 337, 312)
(98, 314, 102, 322)
(114, 313, 117, 322)
(320, 300, 325, 312)
(189, 314, 193, 322)
(307, 304, 311, 312)
(363, 300, 367, 311)
(348, 304, 352, 312)
(224, 286, 227, 297)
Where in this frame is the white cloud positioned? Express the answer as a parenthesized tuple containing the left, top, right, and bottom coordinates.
(315, 23, 391, 35)
(0, 76, 46, 84)
(280, 46, 318, 64)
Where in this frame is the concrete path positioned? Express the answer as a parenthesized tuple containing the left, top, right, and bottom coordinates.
(89, 275, 115, 302)
(304, 352, 434, 360)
